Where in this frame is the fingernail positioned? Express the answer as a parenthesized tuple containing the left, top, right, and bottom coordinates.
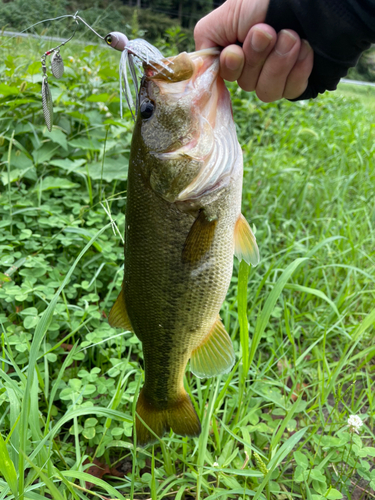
(298, 40, 312, 60)
(225, 50, 243, 71)
(275, 30, 297, 56)
(251, 28, 273, 52)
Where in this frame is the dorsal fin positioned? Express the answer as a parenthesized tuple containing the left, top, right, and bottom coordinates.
(190, 317, 235, 378)
(108, 288, 133, 331)
(234, 214, 260, 266)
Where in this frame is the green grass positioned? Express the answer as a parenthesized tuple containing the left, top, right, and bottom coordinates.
(337, 81, 375, 111)
(0, 35, 375, 500)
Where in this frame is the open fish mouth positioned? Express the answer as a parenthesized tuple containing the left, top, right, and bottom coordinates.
(144, 48, 221, 84)
(143, 48, 229, 159)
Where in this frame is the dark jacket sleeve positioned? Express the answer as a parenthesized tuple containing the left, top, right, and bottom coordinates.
(265, 0, 375, 99)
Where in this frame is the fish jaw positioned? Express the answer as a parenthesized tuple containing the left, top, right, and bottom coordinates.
(137, 49, 241, 206)
(148, 48, 224, 137)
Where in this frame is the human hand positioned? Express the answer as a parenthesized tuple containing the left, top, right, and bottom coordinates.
(194, 0, 314, 102)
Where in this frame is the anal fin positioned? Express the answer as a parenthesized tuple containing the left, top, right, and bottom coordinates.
(182, 210, 217, 264)
(234, 214, 260, 266)
(190, 317, 235, 378)
(108, 288, 133, 331)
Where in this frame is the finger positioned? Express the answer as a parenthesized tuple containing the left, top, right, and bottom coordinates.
(194, 0, 238, 50)
(283, 40, 314, 99)
(255, 29, 301, 102)
(194, 0, 269, 50)
(220, 45, 245, 82)
(237, 24, 277, 91)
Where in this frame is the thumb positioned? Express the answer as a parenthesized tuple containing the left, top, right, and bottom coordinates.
(194, 0, 269, 50)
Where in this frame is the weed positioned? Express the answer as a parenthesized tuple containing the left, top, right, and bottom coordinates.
(0, 37, 374, 500)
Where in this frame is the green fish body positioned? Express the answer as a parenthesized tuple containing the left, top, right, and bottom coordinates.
(109, 49, 259, 445)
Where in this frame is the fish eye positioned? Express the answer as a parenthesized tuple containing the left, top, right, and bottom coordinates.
(140, 99, 154, 120)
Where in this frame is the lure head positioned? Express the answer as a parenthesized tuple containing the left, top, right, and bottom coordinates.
(105, 32, 129, 51)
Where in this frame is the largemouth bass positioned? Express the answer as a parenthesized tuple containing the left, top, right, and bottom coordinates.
(109, 48, 259, 446)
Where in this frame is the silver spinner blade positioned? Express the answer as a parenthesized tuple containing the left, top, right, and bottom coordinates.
(42, 76, 53, 131)
(51, 50, 64, 79)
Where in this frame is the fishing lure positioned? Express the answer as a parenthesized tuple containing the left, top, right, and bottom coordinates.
(51, 50, 64, 79)
(105, 32, 173, 119)
(41, 59, 53, 132)
(37, 17, 79, 130)
(12, 12, 174, 129)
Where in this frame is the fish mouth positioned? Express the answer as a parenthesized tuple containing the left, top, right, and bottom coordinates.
(146, 48, 227, 160)
(144, 47, 221, 84)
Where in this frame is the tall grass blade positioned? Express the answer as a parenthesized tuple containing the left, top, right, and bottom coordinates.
(151, 446, 157, 500)
(248, 258, 307, 368)
(44, 343, 79, 434)
(238, 260, 250, 374)
(6, 388, 20, 470)
(7, 131, 14, 233)
(0, 432, 18, 497)
(271, 395, 302, 450)
(22, 453, 64, 500)
(325, 307, 375, 399)
(253, 427, 308, 500)
(61, 471, 127, 500)
(196, 378, 220, 500)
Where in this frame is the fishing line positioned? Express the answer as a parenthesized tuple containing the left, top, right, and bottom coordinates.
(1, 11, 173, 127)
(0, 14, 80, 47)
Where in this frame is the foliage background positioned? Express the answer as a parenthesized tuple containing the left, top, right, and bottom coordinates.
(1, 0, 375, 79)
(0, 4, 375, 500)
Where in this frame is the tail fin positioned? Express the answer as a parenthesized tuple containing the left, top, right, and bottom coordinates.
(136, 388, 201, 446)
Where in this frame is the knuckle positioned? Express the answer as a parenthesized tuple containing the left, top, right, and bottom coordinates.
(244, 56, 266, 70)
(238, 77, 256, 92)
(238, 71, 258, 92)
(284, 81, 308, 100)
(193, 20, 203, 38)
(241, 82, 256, 92)
(256, 87, 282, 103)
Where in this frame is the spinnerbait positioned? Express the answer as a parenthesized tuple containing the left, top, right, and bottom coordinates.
(40, 55, 54, 132)
(105, 32, 173, 119)
(38, 15, 79, 130)
(10, 12, 174, 129)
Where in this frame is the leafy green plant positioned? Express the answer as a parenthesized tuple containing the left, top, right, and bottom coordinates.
(0, 35, 374, 500)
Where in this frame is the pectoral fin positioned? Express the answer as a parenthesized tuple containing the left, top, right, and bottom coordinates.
(108, 288, 133, 331)
(182, 210, 217, 264)
(190, 317, 235, 378)
(234, 214, 260, 266)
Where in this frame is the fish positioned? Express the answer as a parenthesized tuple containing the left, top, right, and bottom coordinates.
(108, 48, 260, 446)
